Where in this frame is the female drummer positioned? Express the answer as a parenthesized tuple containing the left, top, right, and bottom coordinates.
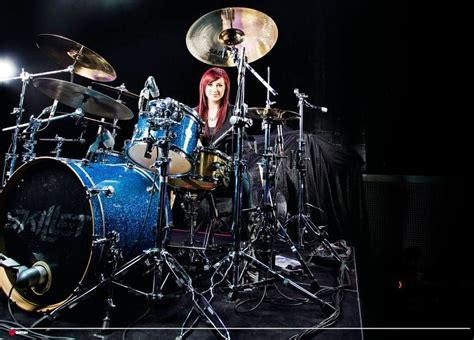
(196, 67, 232, 148)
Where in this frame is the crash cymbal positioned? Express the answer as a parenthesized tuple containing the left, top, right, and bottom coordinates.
(36, 34, 117, 82)
(32, 78, 133, 120)
(91, 82, 139, 99)
(186, 7, 278, 67)
(247, 107, 300, 121)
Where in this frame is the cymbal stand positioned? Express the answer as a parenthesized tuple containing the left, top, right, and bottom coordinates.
(284, 89, 342, 262)
(39, 134, 86, 158)
(1, 66, 74, 187)
(251, 70, 323, 291)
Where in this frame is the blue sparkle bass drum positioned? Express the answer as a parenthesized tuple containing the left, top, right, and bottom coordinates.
(0, 157, 172, 312)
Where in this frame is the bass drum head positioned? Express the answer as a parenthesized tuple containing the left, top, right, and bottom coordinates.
(0, 158, 94, 311)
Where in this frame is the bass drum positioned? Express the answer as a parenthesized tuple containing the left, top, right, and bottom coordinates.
(0, 157, 172, 312)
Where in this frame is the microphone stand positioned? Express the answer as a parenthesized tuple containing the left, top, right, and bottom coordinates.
(284, 89, 342, 262)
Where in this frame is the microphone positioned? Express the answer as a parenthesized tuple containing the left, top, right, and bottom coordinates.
(16, 261, 51, 289)
(146, 76, 160, 99)
(294, 88, 328, 112)
(313, 105, 328, 113)
(101, 129, 115, 149)
(49, 99, 59, 118)
(229, 115, 253, 128)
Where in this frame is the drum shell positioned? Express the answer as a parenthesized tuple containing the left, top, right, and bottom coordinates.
(125, 100, 202, 176)
(0, 157, 171, 312)
(168, 148, 232, 191)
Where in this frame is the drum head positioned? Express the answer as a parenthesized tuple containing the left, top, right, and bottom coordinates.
(0, 158, 94, 311)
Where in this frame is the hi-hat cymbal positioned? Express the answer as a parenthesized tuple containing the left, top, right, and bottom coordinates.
(91, 82, 139, 99)
(33, 78, 133, 120)
(247, 107, 300, 121)
(36, 34, 117, 82)
(186, 7, 278, 67)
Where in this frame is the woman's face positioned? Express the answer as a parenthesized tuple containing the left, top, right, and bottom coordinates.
(205, 77, 226, 104)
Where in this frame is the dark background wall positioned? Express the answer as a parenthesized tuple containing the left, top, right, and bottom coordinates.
(1, 0, 470, 333)
(0, 0, 415, 175)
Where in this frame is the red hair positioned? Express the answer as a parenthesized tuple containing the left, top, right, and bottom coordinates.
(197, 67, 231, 136)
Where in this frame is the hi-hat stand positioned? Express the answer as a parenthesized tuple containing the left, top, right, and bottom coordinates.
(283, 89, 342, 263)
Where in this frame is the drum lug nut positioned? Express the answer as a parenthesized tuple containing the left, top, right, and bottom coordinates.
(87, 185, 115, 198)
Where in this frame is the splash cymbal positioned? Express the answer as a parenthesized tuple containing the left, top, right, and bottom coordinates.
(247, 107, 300, 121)
(186, 7, 278, 67)
(33, 78, 133, 120)
(91, 82, 139, 99)
(36, 34, 117, 82)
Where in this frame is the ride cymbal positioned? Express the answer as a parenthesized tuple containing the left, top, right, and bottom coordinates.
(186, 7, 278, 67)
(36, 34, 117, 82)
(247, 107, 300, 121)
(33, 78, 133, 120)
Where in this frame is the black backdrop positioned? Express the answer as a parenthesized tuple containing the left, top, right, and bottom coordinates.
(0, 0, 416, 175)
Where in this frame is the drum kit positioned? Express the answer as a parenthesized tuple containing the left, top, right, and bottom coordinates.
(0, 6, 339, 338)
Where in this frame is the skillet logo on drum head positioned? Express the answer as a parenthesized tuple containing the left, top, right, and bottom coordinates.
(6, 206, 90, 242)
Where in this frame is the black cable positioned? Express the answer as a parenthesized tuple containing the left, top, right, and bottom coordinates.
(6, 284, 72, 339)
(121, 304, 151, 340)
(234, 285, 267, 313)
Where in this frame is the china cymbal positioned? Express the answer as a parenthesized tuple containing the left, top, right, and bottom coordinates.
(36, 34, 117, 82)
(186, 7, 278, 67)
(33, 78, 133, 120)
(91, 82, 139, 99)
(247, 107, 300, 121)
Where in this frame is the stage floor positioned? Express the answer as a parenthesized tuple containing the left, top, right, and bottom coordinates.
(0, 229, 364, 339)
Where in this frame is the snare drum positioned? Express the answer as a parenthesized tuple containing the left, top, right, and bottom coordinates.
(169, 147, 232, 191)
(125, 99, 203, 176)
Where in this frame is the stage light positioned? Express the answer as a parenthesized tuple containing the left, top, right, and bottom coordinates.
(0, 58, 17, 81)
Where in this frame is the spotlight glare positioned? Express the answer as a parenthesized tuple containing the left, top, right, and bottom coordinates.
(0, 58, 17, 81)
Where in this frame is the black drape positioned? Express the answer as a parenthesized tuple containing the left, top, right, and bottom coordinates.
(173, 125, 367, 247)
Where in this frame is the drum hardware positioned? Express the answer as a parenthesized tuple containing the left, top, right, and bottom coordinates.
(281, 89, 342, 264)
(91, 82, 139, 99)
(38, 134, 86, 158)
(3, 107, 87, 161)
(247, 71, 323, 292)
(1, 68, 70, 187)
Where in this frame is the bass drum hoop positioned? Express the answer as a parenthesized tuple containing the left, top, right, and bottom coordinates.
(0, 157, 100, 312)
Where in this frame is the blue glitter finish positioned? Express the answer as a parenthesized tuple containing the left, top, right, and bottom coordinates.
(92, 150, 127, 164)
(125, 101, 202, 175)
(66, 159, 172, 259)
